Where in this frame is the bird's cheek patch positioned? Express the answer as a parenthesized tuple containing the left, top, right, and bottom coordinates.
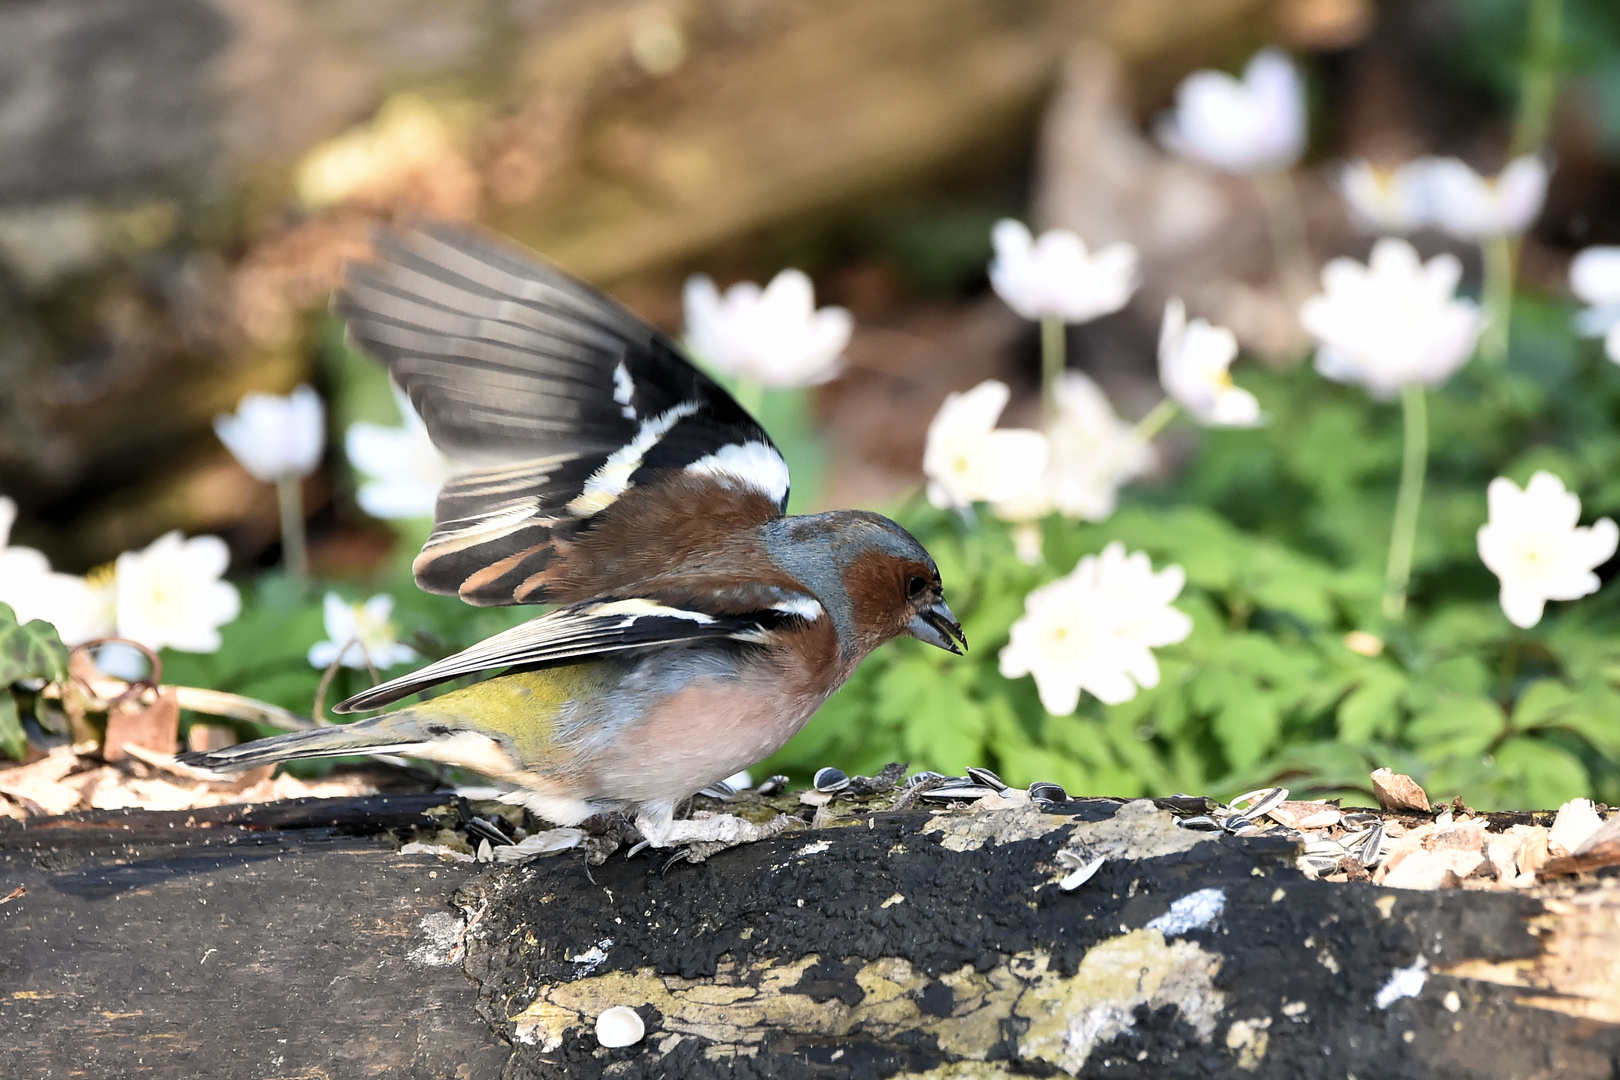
(840, 551, 918, 641)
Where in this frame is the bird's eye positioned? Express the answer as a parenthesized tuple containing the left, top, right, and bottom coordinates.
(907, 575, 927, 598)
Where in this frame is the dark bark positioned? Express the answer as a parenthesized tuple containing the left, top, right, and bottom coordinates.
(3, 794, 1617, 1079)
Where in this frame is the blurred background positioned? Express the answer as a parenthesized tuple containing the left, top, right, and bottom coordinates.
(7, 0, 1620, 811)
(4, 0, 1615, 568)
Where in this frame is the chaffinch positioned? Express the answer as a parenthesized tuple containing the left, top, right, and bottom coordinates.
(181, 225, 966, 846)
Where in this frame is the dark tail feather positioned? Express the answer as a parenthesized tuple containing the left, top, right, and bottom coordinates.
(176, 717, 426, 773)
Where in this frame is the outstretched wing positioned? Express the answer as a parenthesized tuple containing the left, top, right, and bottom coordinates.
(333, 591, 824, 713)
(335, 225, 789, 607)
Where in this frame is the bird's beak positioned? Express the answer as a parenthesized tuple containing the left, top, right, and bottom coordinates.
(908, 599, 967, 655)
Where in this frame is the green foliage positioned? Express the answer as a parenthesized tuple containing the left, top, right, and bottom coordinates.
(1435, 0, 1620, 153)
(14, 294, 1619, 814)
(765, 293, 1620, 810)
(0, 603, 70, 760)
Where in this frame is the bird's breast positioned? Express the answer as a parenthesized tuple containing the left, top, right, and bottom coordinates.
(584, 624, 844, 804)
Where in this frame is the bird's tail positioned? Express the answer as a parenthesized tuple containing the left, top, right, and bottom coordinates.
(176, 713, 431, 773)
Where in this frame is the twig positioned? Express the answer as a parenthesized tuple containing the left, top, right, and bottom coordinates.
(168, 686, 316, 732)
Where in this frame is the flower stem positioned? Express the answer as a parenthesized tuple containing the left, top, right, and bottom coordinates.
(1132, 398, 1180, 443)
(1041, 315, 1066, 423)
(733, 376, 765, 422)
(1512, 0, 1564, 156)
(1479, 234, 1518, 366)
(1383, 384, 1428, 621)
(276, 474, 309, 585)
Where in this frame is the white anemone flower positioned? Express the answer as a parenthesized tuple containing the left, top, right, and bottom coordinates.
(0, 497, 43, 586)
(213, 385, 326, 482)
(308, 593, 418, 670)
(999, 542, 1193, 713)
(988, 220, 1138, 324)
(1421, 155, 1549, 241)
(922, 380, 1050, 510)
(1337, 159, 1432, 234)
(1157, 48, 1306, 175)
(1299, 238, 1483, 398)
(1158, 298, 1260, 427)
(114, 532, 241, 653)
(682, 270, 853, 388)
(994, 373, 1154, 525)
(1477, 472, 1618, 629)
(346, 388, 457, 520)
(0, 497, 114, 644)
(1570, 246, 1620, 364)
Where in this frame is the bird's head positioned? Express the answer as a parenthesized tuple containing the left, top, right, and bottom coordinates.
(769, 510, 967, 659)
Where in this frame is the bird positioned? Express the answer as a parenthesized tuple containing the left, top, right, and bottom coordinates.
(179, 224, 966, 847)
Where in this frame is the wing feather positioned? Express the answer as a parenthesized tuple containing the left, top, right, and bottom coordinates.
(333, 592, 823, 713)
(335, 224, 790, 606)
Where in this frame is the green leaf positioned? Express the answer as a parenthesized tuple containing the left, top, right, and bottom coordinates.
(1525, 686, 1620, 758)
(1190, 667, 1281, 770)
(0, 694, 24, 761)
(1338, 665, 1407, 742)
(1511, 679, 1577, 732)
(1243, 547, 1337, 625)
(0, 603, 70, 686)
(903, 690, 985, 775)
(1493, 737, 1591, 810)
(1406, 694, 1505, 763)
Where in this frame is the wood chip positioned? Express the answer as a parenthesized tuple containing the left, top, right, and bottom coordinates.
(1573, 813, 1620, 857)
(1543, 812, 1620, 876)
(1514, 826, 1550, 876)
(1266, 800, 1342, 830)
(0, 746, 85, 816)
(1370, 768, 1429, 812)
(1382, 848, 1486, 890)
(1549, 799, 1605, 857)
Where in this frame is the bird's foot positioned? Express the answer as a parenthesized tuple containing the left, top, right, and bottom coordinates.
(629, 807, 799, 862)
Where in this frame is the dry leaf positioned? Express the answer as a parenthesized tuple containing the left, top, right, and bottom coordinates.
(102, 689, 180, 763)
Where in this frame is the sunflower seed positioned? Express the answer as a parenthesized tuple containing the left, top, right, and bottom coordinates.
(965, 766, 1007, 792)
(1350, 822, 1386, 867)
(1300, 838, 1349, 871)
(918, 783, 997, 803)
(755, 775, 790, 796)
(1058, 854, 1107, 891)
(466, 816, 515, 846)
(902, 771, 947, 790)
(1228, 787, 1289, 820)
(1176, 815, 1222, 831)
(697, 780, 738, 799)
(813, 767, 850, 793)
(1029, 781, 1068, 803)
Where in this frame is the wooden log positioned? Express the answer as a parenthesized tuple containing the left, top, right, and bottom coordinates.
(5, 793, 1618, 1078)
(0, 795, 508, 1078)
